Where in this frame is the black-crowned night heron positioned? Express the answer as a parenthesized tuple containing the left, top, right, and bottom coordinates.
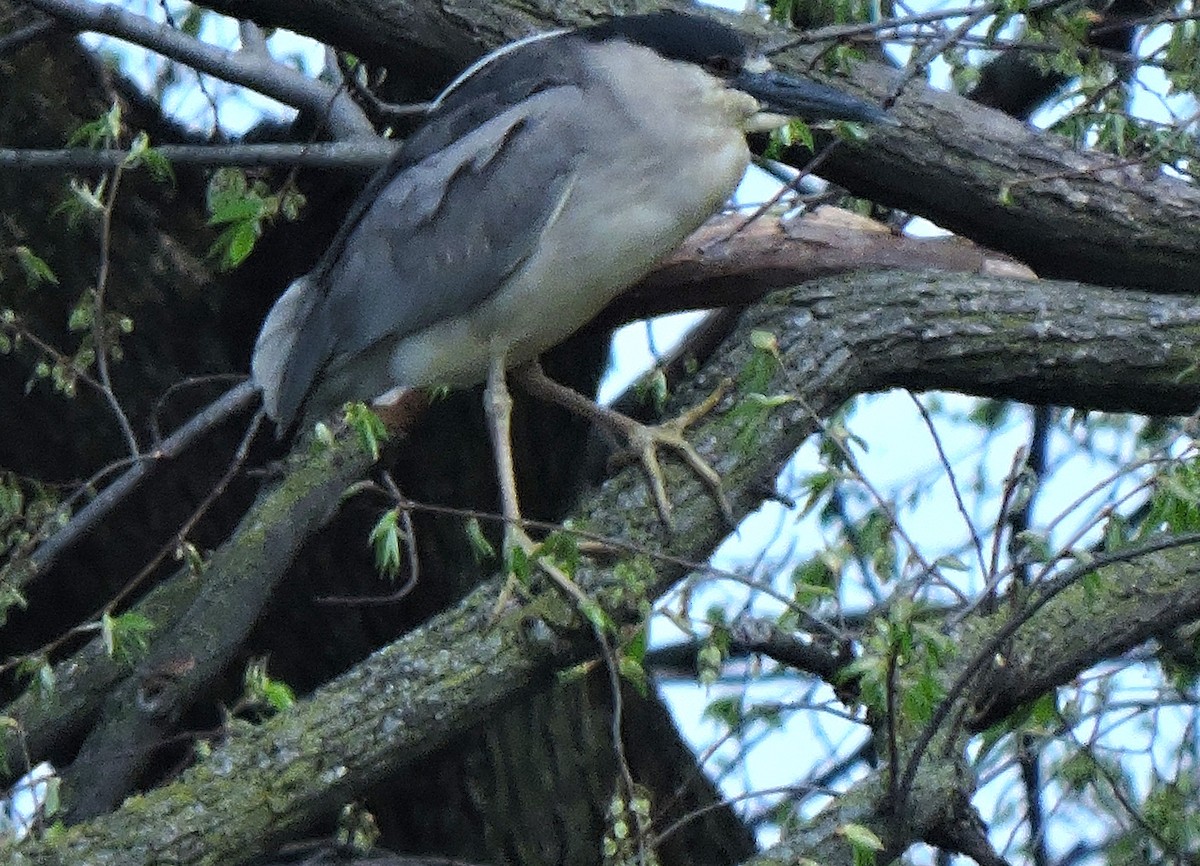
(252, 11, 888, 560)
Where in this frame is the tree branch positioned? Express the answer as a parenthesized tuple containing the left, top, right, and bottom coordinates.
(180, 0, 1200, 293)
(3, 380, 259, 597)
(11, 270, 1200, 864)
(969, 543, 1200, 730)
(0, 141, 397, 172)
(811, 54, 1200, 292)
(19, 0, 373, 138)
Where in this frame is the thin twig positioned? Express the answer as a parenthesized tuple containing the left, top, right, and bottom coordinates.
(20, 0, 372, 138)
(312, 471, 421, 605)
(335, 51, 432, 125)
(652, 783, 838, 849)
(366, 492, 845, 642)
(157, 0, 220, 128)
(10, 380, 258, 592)
(896, 528, 1200, 808)
(767, 0, 1075, 51)
(707, 138, 842, 251)
(0, 408, 266, 679)
(908, 392, 987, 577)
(92, 163, 140, 457)
(149, 373, 249, 444)
(0, 140, 397, 173)
(793, 393, 956, 601)
(0, 314, 106, 396)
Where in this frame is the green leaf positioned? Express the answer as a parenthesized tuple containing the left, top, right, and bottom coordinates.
(797, 470, 836, 518)
(207, 221, 261, 270)
(67, 103, 122, 149)
(744, 392, 795, 410)
(101, 611, 116, 658)
(537, 531, 581, 577)
(834, 121, 869, 143)
(242, 657, 296, 716)
(749, 329, 780, 357)
(838, 823, 883, 850)
(1011, 529, 1051, 564)
(13, 246, 58, 288)
(67, 299, 93, 332)
(933, 554, 968, 572)
(633, 367, 669, 415)
(123, 132, 175, 184)
(230, 221, 260, 267)
(175, 540, 206, 575)
(577, 596, 614, 634)
(206, 196, 267, 227)
(262, 679, 296, 712)
(206, 167, 249, 212)
(618, 655, 648, 697)
(279, 188, 307, 221)
(180, 5, 205, 37)
(792, 555, 836, 598)
(967, 399, 1010, 429)
(788, 119, 814, 152)
(465, 517, 496, 562)
(507, 544, 531, 585)
(698, 640, 725, 687)
(369, 509, 402, 581)
(101, 611, 155, 664)
(623, 625, 647, 664)
(58, 177, 107, 226)
(344, 402, 389, 460)
(17, 655, 55, 700)
(839, 822, 883, 866)
(702, 694, 742, 729)
(0, 580, 28, 627)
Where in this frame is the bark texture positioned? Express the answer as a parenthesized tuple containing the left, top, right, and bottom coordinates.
(7, 272, 1200, 864)
(3, 0, 1200, 864)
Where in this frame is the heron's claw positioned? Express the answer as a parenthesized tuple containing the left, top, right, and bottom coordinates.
(512, 363, 733, 530)
(609, 381, 733, 527)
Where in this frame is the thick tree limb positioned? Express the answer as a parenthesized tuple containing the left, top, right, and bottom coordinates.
(0, 204, 1012, 647)
(56, 430, 377, 821)
(968, 543, 1200, 730)
(0, 208, 1043, 792)
(602, 207, 1035, 325)
(808, 58, 1200, 292)
(10, 270, 1200, 865)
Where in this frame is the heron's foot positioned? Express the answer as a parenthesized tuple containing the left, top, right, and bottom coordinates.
(510, 362, 732, 528)
(609, 381, 733, 527)
(490, 525, 590, 625)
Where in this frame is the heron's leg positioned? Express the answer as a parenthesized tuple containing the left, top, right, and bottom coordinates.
(483, 354, 526, 551)
(512, 361, 732, 527)
(483, 357, 582, 610)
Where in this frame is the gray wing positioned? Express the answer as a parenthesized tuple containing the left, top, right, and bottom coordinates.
(253, 84, 587, 429)
(322, 86, 586, 357)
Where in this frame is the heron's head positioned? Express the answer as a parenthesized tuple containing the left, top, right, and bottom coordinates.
(576, 11, 893, 133)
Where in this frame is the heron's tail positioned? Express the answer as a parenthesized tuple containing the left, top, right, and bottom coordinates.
(251, 274, 331, 434)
